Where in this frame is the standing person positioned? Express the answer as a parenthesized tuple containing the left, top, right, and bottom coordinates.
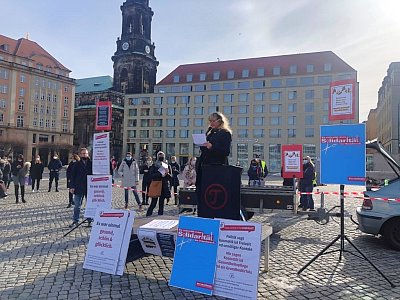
(118, 152, 142, 210)
(247, 158, 262, 186)
(182, 157, 197, 188)
(146, 151, 172, 217)
(6, 157, 12, 189)
(0, 157, 11, 193)
(110, 156, 118, 184)
(195, 112, 232, 193)
(66, 154, 79, 208)
(47, 154, 62, 192)
(299, 156, 315, 211)
(169, 156, 180, 204)
(139, 156, 153, 205)
(30, 155, 44, 192)
(11, 154, 30, 203)
(69, 148, 92, 228)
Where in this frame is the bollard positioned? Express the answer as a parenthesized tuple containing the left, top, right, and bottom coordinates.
(319, 189, 325, 208)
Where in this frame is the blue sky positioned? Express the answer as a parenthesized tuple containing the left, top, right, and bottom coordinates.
(1, 0, 399, 121)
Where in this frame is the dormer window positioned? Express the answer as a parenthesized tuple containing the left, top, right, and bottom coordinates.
(272, 66, 281, 76)
(199, 72, 206, 81)
(227, 70, 235, 79)
(289, 65, 297, 74)
(324, 63, 332, 72)
(186, 74, 193, 82)
(173, 75, 180, 83)
(307, 64, 314, 73)
(1, 44, 9, 51)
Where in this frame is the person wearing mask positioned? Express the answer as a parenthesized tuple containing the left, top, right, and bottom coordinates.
(66, 154, 79, 208)
(118, 152, 142, 210)
(247, 158, 262, 186)
(195, 112, 232, 195)
(146, 151, 172, 217)
(30, 155, 44, 192)
(139, 156, 153, 205)
(47, 154, 62, 192)
(169, 156, 180, 205)
(299, 156, 315, 211)
(69, 148, 93, 228)
(11, 154, 30, 203)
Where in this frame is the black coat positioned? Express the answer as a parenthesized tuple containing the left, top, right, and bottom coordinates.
(149, 164, 172, 198)
(66, 160, 77, 188)
(30, 162, 44, 180)
(300, 162, 315, 190)
(70, 159, 93, 195)
(169, 162, 180, 187)
(48, 159, 62, 173)
(139, 164, 152, 185)
(199, 128, 232, 165)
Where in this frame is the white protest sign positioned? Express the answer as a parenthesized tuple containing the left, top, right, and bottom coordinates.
(214, 220, 262, 300)
(284, 150, 301, 173)
(85, 175, 112, 219)
(137, 229, 163, 256)
(92, 132, 110, 175)
(83, 209, 131, 275)
(116, 210, 135, 276)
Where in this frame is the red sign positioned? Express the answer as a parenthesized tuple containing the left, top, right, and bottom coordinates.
(329, 79, 356, 121)
(281, 144, 303, 179)
(95, 101, 112, 131)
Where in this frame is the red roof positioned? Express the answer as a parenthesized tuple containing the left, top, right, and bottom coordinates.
(158, 51, 355, 85)
(0, 34, 70, 72)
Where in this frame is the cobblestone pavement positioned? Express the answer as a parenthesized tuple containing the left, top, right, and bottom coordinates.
(0, 178, 399, 300)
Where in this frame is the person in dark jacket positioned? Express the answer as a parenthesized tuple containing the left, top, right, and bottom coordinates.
(146, 151, 172, 217)
(11, 154, 30, 203)
(139, 156, 153, 205)
(69, 148, 93, 227)
(195, 112, 232, 195)
(30, 155, 44, 192)
(47, 154, 63, 192)
(299, 156, 315, 211)
(66, 154, 79, 208)
(247, 158, 261, 186)
(0, 157, 11, 194)
(169, 156, 180, 204)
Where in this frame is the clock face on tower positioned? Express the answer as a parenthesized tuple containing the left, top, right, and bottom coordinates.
(145, 45, 150, 54)
(122, 42, 129, 51)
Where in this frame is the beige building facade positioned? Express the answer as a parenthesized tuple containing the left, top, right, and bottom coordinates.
(0, 35, 75, 165)
(124, 51, 359, 171)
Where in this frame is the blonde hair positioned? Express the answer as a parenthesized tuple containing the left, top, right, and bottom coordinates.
(208, 112, 232, 133)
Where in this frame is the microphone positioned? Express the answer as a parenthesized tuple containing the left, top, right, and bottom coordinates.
(206, 126, 212, 134)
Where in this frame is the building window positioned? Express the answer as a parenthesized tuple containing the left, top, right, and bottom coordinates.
(322, 115, 329, 124)
(0, 69, 9, 79)
(270, 116, 281, 125)
(269, 129, 281, 138)
(45, 120, 50, 128)
(182, 86, 191, 93)
(289, 65, 297, 74)
(182, 96, 190, 104)
(288, 103, 297, 113)
(323, 89, 329, 98)
(288, 91, 297, 100)
(323, 102, 329, 111)
(33, 104, 38, 113)
(129, 109, 137, 116)
(194, 84, 206, 92)
(180, 118, 189, 127)
(305, 128, 314, 137)
(17, 116, 24, 127)
(254, 92, 265, 101)
(286, 78, 297, 87)
(223, 82, 235, 90)
(237, 143, 249, 169)
(166, 119, 175, 127)
(305, 115, 314, 125)
(0, 99, 5, 108)
(167, 96, 175, 105)
(20, 74, 26, 83)
(237, 129, 248, 138)
(253, 129, 264, 138)
(324, 63, 332, 72)
(153, 107, 162, 116)
(167, 108, 175, 116)
(186, 74, 193, 82)
(238, 81, 250, 89)
(128, 130, 136, 138)
(0, 112, 3, 123)
(64, 108, 68, 117)
(39, 119, 44, 127)
(19, 88, 25, 97)
(254, 117, 264, 126)
(194, 118, 203, 127)
(153, 130, 162, 138)
(154, 97, 163, 105)
(254, 105, 264, 113)
(307, 64, 314, 73)
(239, 93, 249, 102)
(194, 107, 204, 115)
(223, 106, 233, 115)
(257, 68, 265, 77)
(305, 90, 315, 99)
(194, 95, 203, 104)
(288, 129, 296, 138)
(208, 106, 218, 114)
(18, 100, 24, 111)
(213, 71, 220, 80)
(318, 76, 332, 85)
(210, 83, 221, 91)
(223, 94, 234, 103)
(305, 103, 314, 112)
(47, 93, 51, 101)
(62, 122, 68, 132)
(51, 120, 56, 128)
(140, 130, 149, 138)
(64, 97, 68, 104)
(227, 70, 235, 79)
(180, 130, 189, 138)
(303, 144, 316, 159)
(180, 107, 189, 116)
(288, 116, 296, 125)
(173, 75, 180, 83)
(242, 69, 249, 78)
(272, 66, 280, 76)
(271, 79, 282, 88)
(128, 119, 137, 127)
(253, 80, 265, 89)
(271, 92, 281, 101)
(208, 94, 218, 103)
(300, 77, 314, 86)
(238, 105, 248, 114)
(64, 86, 68, 92)
(33, 118, 37, 127)
(166, 130, 175, 138)
(200, 72, 206, 81)
(238, 117, 248, 126)
(270, 104, 281, 113)
(46, 106, 50, 114)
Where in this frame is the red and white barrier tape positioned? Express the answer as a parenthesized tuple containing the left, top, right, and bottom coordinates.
(111, 184, 178, 195)
(297, 191, 400, 202)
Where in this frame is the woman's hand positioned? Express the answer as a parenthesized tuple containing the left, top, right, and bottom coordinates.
(202, 141, 212, 149)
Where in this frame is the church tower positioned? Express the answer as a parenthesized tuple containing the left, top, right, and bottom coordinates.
(112, 0, 158, 94)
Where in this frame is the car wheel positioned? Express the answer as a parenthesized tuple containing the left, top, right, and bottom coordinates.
(383, 218, 400, 251)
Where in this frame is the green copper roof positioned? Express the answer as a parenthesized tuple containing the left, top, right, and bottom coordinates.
(76, 75, 113, 93)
